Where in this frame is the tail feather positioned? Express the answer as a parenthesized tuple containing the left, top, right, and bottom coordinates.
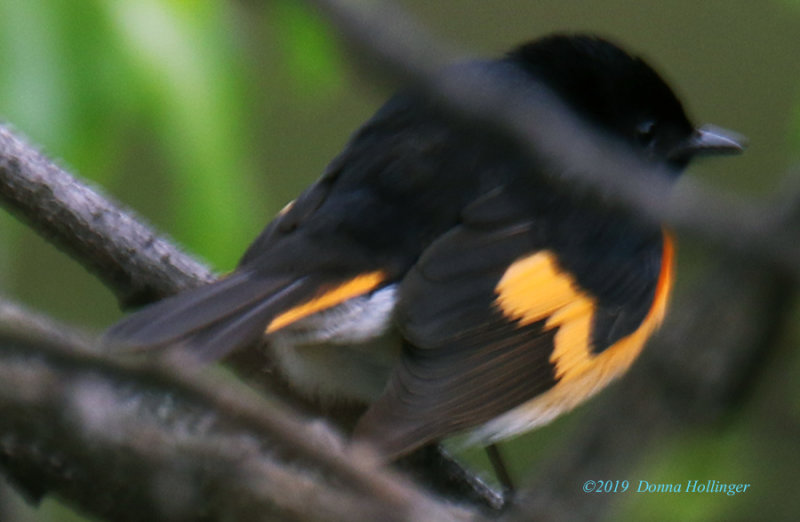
(176, 280, 307, 361)
(104, 271, 309, 360)
(353, 405, 433, 461)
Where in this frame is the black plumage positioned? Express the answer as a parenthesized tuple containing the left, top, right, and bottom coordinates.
(107, 34, 743, 459)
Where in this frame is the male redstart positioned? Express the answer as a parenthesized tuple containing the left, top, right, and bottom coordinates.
(107, 34, 743, 478)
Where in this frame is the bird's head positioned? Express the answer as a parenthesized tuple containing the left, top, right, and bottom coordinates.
(508, 34, 744, 172)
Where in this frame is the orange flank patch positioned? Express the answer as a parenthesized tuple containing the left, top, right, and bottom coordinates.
(652, 231, 675, 325)
(494, 233, 675, 383)
(480, 233, 675, 441)
(265, 271, 386, 333)
(494, 251, 588, 326)
(495, 250, 598, 380)
(548, 232, 673, 386)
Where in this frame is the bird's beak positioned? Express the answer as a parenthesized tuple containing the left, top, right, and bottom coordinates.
(669, 124, 747, 161)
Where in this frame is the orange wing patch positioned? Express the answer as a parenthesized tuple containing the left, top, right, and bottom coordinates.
(495, 251, 590, 327)
(494, 235, 674, 383)
(479, 233, 675, 442)
(265, 271, 386, 333)
(495, 250, 599, 380)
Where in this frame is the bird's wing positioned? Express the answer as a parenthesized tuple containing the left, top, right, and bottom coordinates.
(105, 91, 482, 362)
(354, 211, 673, 458)
(105, 160, 395, 361)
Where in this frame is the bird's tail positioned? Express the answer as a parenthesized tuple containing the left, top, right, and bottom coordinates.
(105, 267, 390, 363)
(105, 270, 315, 362)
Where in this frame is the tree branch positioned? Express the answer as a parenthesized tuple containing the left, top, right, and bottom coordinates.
(0, 121, 506, 511)
(0, 299, 479, 522)
(0, 125, 215, 309)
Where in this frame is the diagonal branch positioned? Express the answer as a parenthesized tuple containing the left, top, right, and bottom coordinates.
(0, 125, 215, 309)
(305, 0, 800, 280)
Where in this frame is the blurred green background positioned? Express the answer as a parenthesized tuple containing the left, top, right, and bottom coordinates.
(0, 0, 798, 520)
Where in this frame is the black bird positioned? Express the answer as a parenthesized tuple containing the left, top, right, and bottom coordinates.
(107, 34, 743, 470)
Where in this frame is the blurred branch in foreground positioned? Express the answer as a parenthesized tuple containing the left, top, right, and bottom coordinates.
(305, 0, 800, 281)
(0, 298, 477, 522)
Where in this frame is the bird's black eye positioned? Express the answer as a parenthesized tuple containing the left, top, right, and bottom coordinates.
(636, 120, 657, 146)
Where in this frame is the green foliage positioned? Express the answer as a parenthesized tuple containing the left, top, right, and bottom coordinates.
(104, 0, 259, 269)
(619, 430, 752, 522)
(0, 1, 341, 515)
(0, 0, 344, 275)
(272, 0, 344, 98)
